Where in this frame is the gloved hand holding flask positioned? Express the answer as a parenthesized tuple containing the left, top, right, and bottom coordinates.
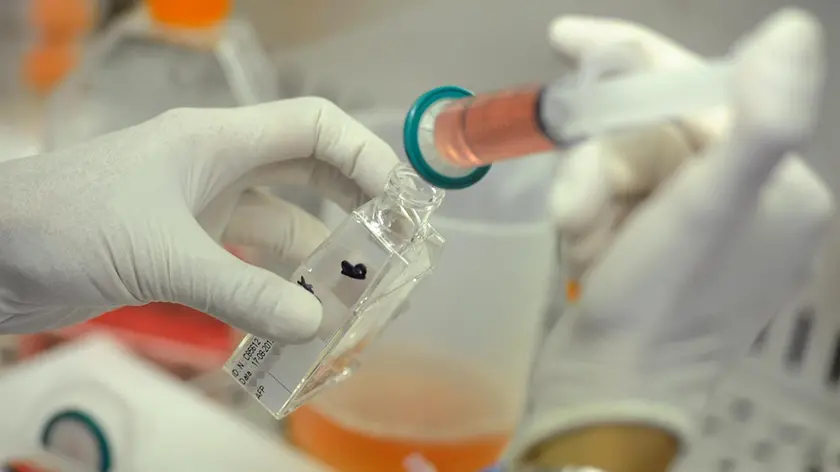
(0, 98, 399, 344)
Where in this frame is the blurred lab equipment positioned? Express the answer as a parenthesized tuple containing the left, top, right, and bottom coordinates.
(3, 454, 96, 472)
(226, 163, 446, 419)
(0, 0, 136, 95)
(403, 52, 729, 190)
(672, 298, 840, 472)
(0, 335, 326, 471)
(288, 110, 556, 472)
(0, 0, 102, 41)
(21, 40, 82, 97)
(0, 0, 139, 164)
(18, 304, 238, 379)
(14, 246, 247, 402)
(0, 0, 95, 162)
(0, 335, 20, 371)
(44, 0, 277, 149)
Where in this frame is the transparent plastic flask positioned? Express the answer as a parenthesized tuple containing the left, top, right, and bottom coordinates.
(225, 163, 446, 419)
(292, 110, 558, 472)
(43, 0, 277, 149)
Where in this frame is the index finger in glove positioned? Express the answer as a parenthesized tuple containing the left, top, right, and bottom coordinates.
(548, 16, 700, 70)
(245, 157, 379, 213)
(176, 97, 399, 202)
(548, 15, 729, 146)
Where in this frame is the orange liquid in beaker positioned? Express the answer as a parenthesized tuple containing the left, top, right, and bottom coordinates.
(287, 347, 513, 472)
(146, 0, 231, 28)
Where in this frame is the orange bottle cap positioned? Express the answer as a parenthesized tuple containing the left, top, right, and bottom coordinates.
(145, 0, 232, 29)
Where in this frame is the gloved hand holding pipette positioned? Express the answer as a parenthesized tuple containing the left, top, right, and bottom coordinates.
(510, 8, 834, 471)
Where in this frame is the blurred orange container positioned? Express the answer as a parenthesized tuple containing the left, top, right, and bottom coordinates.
(21, 40, 80, 95)
(18, 303, 238, 380)
(18, 246, 248, 379)
(28, 0, 100, 41)
(3, 459, 57, 472)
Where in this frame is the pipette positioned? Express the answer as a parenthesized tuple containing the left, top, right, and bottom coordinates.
(403, 59, 732, 190)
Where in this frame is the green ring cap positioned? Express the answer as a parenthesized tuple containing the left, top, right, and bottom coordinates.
(41, 409, 112, 472)
(403, 86, 491, 190)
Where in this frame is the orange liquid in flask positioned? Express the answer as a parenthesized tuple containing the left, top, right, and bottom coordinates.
(287, 347, 513, 472)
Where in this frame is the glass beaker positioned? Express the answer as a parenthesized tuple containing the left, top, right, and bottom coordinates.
(43, 0, 277, 150)
(225, 163, 446, 419)
(289, 110, 558, 472)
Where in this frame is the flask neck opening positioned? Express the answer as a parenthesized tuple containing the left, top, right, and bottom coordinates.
(382, 163, 445, 228)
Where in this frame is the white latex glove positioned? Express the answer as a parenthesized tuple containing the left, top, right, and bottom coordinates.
(511, 8, 834, 460)
(0, 97, 399, 342)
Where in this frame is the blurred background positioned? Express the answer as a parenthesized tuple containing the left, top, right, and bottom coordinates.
(1, 0, 840, 471)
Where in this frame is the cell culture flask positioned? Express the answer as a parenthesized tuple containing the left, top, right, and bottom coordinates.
(0, 0, 109, 161)
(225, 163, 446, 419)
(292, 111, 558, 472)
(0, 0, 102, 40)
(43, 0, 277, 149)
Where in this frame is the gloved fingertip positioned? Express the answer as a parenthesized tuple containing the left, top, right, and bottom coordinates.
(750, 8, 822, 48)
(262, 286, 324, 343)
(548, 16, 611, 59)
(560, 211, 616, 277)
(606, 157, 639, 195)
(548, 16, 669, 65)
(173, 245, 325, 343)
(551, 144, 610, 233)
(551, 184, 597, 233)
(232, 280, 324, 343)
(768, 157, 835, 233)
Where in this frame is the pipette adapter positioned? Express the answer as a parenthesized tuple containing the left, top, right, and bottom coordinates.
(404, 83, 559, 191)
(404, 86, 492, 190)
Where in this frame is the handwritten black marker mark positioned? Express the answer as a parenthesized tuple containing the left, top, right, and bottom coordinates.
(297, 276, 314, 293)
(297, 276, 322, 303)
(340, 260, 367, 280)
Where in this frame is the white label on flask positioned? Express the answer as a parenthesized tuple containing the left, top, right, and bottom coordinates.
(227, 334, 331, 415)
(226, 253, 383, 416)
(403, 453, 437, 472)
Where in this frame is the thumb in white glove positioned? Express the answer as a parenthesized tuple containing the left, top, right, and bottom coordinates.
(512, 8, 834, 460)
(0, 97, 399, 343)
